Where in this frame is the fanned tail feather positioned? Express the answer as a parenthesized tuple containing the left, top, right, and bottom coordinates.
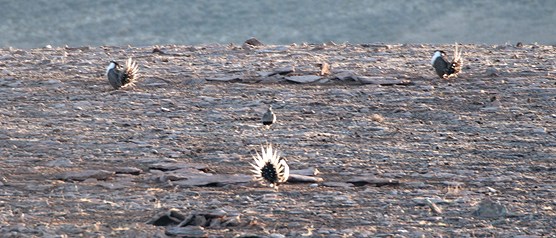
(249, 144, 289, 188)
(122, 57, 139, 86)
(444, 43, 463, 79)
(453, 43, 462, 63)
(451, 43, 463, 75)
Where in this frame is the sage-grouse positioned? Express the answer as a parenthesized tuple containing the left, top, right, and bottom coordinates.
(106, 58, 139, 89)
(250, 144, 289, 188)
(262, 105, 276, 126)
(431, 43, 462, 79)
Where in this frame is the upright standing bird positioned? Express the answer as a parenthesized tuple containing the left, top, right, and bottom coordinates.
(250, 144, 289, 188)
(261, 105, 276, 127)
(106, 58, 139, 89)
(431, 43, 462, 79)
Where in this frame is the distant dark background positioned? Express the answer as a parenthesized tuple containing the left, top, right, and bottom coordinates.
(0, 0, 554, 48)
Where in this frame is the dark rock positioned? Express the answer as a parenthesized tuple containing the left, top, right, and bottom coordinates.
(347, 177, 400, 187)
(333, 70, 359, 81)
(322, 182, 353, 187)
(244, 37, 264, 46)
(268, 67, 295, 76)
(147, 209, 186, 226)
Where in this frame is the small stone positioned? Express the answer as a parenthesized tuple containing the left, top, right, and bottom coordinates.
(13, 50, 27, 55)
(472, 199, 509, 218)
(192, 215, 207, 226)
(370, 114, 384, 123)
(486, 67, 499, 77)
(425, 199, 443, 214)
(485, 186, 498, 193)
(152, 47, 165, 54)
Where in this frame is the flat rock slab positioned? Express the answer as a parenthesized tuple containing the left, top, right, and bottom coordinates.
(149, 162, 210, 172)
(288, 174, 324, 183)
(165, 226, 207, 238)
(206, 76, 242, 82)
(346, 176, 400, 187)
(285, 75, 322, 83)
(172, 174, 252, 187)
(55, 170, 115, 181)
(289, 167, 320, 176)
(357, 76, 412, 85)
(322, 182, 354, 187)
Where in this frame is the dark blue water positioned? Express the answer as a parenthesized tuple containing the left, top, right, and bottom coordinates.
(1, 0, 554, 48)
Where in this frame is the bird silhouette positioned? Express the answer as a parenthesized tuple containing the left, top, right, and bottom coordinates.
(261, 105, 276, 127)
(250, 144, 289, 188)
(431, 43, 462, 79)
(106, 58, 139, 89)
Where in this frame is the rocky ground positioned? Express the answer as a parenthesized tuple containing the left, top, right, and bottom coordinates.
(0, 42, 555, 237)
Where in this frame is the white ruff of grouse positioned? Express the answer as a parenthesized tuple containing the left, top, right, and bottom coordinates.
(106, 58, 139, 89)
(250, 144, 289, 188)
(431, 43, 463, 79)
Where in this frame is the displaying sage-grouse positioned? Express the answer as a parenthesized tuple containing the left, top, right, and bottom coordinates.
(250, 144, 289, 188)
(431, 43, 462, 79)
(261, 105, 276, 126)
(106, 58, 139, 89)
